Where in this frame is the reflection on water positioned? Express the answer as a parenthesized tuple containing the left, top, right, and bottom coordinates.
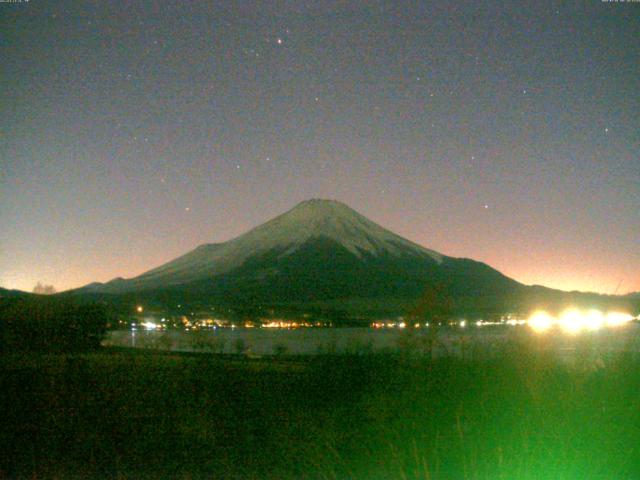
(104, 323, 640, 358)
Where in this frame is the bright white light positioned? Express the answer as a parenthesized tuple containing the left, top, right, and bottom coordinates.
(528, 311, 553, 333)
(559, 309, 583, 334)
(527, 308, 633, 333)
(459, 320, 467, 328)
(142, 321, 157, 330)
(605, 312, 633, 327)
(398, 322, 406, 329)
(584, 310, 604, 331)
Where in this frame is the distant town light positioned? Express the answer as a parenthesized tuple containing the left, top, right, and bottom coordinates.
(136, 305, 143, 313)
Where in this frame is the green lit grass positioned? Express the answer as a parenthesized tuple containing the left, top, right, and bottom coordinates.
(1, 344, 639, 479)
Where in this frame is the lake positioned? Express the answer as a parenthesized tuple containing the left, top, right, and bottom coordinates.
(104, 323, 640, 359)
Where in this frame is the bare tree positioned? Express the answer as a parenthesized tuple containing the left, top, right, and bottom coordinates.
(33, 282, 57, 295)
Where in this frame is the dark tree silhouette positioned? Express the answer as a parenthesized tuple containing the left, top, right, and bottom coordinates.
(0, 297, 109, 353)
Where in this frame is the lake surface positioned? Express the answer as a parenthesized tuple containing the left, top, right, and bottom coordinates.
(104, 323, 640, 359)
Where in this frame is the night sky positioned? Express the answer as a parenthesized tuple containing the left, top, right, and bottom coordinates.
(2, 1, 638, 294)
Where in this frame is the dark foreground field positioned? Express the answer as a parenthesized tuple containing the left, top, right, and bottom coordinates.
(2, 341, 640, 479)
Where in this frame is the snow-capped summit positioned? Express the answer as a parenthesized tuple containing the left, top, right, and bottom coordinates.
(226, 198, 443, 261)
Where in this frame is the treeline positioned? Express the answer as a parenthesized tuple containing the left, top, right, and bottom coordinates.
(0, 296, 109, 353)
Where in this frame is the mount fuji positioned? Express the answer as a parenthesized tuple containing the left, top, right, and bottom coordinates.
(77, 199, 529, 316)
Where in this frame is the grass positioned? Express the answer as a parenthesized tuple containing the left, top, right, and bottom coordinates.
(1, 340, 640, 479)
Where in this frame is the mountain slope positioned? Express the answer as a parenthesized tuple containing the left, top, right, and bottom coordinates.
(86, 199, 449, 293)
(0, 287, 32, 299)
(75, 199, 549, 315)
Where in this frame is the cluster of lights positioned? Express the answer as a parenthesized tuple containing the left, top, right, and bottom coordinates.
(130, 304, 634, 334)
(371, 319, 529, 329)
(262, 320, 318, 328)
(129, 311, 329, 331)
(371, 322, 423, 329)
(528, 309, 634, 334)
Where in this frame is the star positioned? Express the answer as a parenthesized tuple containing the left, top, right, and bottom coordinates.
(604, 128, 609, 133)
(276, 38, 283, 45)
